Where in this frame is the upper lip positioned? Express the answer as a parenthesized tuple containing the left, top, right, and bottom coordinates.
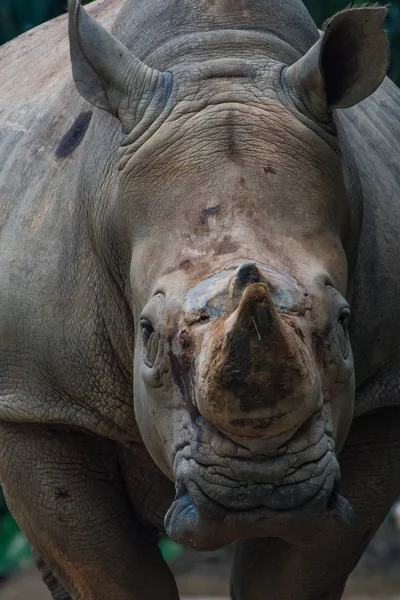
(173, 427, 338, 512)
(173, 407, 331, 466)
(189, 475, 336, 514)
(171, 408, 340, 514)
(176, 444, 338, 511)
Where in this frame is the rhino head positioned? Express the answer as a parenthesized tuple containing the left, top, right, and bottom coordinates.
(69, 0, 388, 549)
(136, 260, 354, 549)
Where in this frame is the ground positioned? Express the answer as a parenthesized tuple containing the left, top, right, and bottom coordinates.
(1, 517, 399, 598)
(1, 563, 400, 599)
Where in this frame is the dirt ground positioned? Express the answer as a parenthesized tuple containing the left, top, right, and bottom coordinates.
(1, 519, 400, 600)
(1, 569, 400, 600)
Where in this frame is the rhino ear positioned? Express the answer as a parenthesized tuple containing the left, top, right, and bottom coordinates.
(285, 7, 389, 117)
(68, 0, 165, 132)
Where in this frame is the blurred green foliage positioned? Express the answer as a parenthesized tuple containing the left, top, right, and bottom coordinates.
(0, 0, 399, 84)
(0, 488, 31, 577)
(159, 537, 185, 563)
(0, 0, 66, 45)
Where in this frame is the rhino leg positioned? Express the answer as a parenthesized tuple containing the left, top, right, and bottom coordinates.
(34, 552, 72, 600)
(0, 422, 179, 600)
(231, 407, 400, 600)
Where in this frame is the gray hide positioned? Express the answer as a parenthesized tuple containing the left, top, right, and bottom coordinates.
(0, 1, 399, 599)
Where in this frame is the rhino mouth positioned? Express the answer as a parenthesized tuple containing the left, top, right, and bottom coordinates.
(165, 417, 353, 550)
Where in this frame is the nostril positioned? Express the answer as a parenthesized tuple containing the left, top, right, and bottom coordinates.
(236, 263, 261, 287)
(199, 310, 210, 322)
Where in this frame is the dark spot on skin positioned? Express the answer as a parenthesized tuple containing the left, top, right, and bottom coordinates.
(263, 166, 277, 175)
(56, 111, 93, 158)
(179, 259, 193, 272)
(163, 259, 198, 275)
(165, 259, 212, 281)
(214, 235, 240, 255)
(57, 488, 69, 499)
(201, 205, 220, 226)
(240, 177, 246, 184)
(237, 200, 255, 219)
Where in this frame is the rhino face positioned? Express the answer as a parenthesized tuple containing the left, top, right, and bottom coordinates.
(127, 81, 357, 548)
(69, 0, 388, 550)
(134, 256, 354, 549)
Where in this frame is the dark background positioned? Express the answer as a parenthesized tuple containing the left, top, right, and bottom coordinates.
(1, 0, 400, 84)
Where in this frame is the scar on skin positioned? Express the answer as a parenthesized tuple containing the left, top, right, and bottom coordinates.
(56, 111, 93, 158)
(201, 205, 220, 225)
(264, 166, 277, 175)
(163, 259, 196, 275)
(178, 259, 193, 272)
(214, 235, 240, 255)
(163, 265, 180, 275)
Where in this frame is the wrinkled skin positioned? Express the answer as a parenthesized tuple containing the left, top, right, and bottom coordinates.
(0, 0, 400, 599)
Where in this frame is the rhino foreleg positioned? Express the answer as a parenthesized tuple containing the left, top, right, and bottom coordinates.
(34, 552, 72, 599)
(230, 407, 400, 600)
(0, 422, 179, 600)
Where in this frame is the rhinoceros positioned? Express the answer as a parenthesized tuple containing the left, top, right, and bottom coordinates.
(0, 0, 399, 597)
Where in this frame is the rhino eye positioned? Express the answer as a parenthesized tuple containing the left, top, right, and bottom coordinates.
(338, 308, 350, 336)
(337, 308, 350, 359)
(140, 319, 160, 368)
(140, 319, 154, 342)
